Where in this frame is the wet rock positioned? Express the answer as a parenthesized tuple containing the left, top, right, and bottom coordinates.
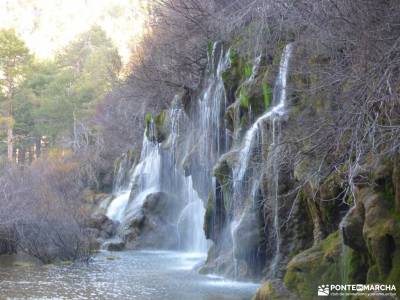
(357, 187, 400, 283)
(87, 213, 118, 239)
(179, 86, 193, 116)
(103, 239, 125, 251)
(234, 206, 259, 261)
(253, 280, 298, 300)
(146, 110, 170, 143)
(284, 232, 342, 300)
(213, 151, 235, 187)
(121, 192, 184, 250)
(341, 204, 366, 252)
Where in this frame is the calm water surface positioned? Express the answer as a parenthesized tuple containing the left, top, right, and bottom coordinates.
(0, 251, 259, 300)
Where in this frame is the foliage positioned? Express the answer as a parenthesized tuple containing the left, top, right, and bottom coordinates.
(0, 29, 32, 160)
(0, 26, 122, 166)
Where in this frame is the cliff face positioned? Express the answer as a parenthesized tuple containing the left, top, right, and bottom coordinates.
(189, 41, 399, 298)
(107, 38, 400, 299)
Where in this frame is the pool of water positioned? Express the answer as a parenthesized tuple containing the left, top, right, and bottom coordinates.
(0, 251, 259, 300)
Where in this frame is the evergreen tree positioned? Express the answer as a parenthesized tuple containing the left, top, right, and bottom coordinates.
(0, 29, 32, 161)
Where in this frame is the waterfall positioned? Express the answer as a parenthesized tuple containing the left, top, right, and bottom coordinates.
(107, 121, 161, 223)
(198, 43, 231, 178)
(230, 43, 293, 278)
(177, 176, 208, 253)
(105, 42, 231, 255)
(169, 105, 208, 253)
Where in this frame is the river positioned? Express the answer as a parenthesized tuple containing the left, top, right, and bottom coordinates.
(0, 250, 259, 300)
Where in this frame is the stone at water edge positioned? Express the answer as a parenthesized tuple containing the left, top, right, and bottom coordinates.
(103, 239, 126, 251)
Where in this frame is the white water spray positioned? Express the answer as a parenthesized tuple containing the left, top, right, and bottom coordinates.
(107, 123, 161, 223)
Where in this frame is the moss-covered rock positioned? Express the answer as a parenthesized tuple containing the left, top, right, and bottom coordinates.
(145, 110, 170, 143)
(213, 153, 233, 188)
(225, 102, 237, 132)
(253, 280, 298, 300)
(339, 157, 400, 296)
(284, 231, 342, 300)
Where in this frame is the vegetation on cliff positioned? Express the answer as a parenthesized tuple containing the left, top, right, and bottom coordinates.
(0, 2, 399, 300)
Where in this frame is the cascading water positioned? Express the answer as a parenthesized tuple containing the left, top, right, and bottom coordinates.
(106, 121, 161, 223)
(168, 105, 208, 253)
(230, 43, 293, 278)
(197, 43, 231, 184)
(182, 42, 231, 252)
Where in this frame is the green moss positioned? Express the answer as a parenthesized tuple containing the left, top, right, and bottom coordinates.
(345, 248, 368, 284)
(145, 112, 152, 132)
(239, 87, 250, 109)
(145, 112, 152, 124)
(252, 282, 282, 300)
(284, 231, 342, 300)
(148, 110, 168, 143)
(230, 48, 239, 66)
(262, 82, 272, 111)
(244, 63, 253, 79)
(367, 264, 380, 283)
(154, 110, 166, 128)
(321, 231, 341, 254)
(228, 48, 252, 82)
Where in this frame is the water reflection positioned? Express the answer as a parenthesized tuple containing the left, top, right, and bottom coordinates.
(0, 251, 259, 300)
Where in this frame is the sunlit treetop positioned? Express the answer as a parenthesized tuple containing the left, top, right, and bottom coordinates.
(0, 0, 150, 64)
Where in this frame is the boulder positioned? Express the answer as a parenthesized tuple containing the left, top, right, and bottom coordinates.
(121, 192, 184, 250)
(103, 239, 125, 251)
(341, 204, 366, 252)
(284, 231, 342, 300)
(87, 213, 118, 239)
